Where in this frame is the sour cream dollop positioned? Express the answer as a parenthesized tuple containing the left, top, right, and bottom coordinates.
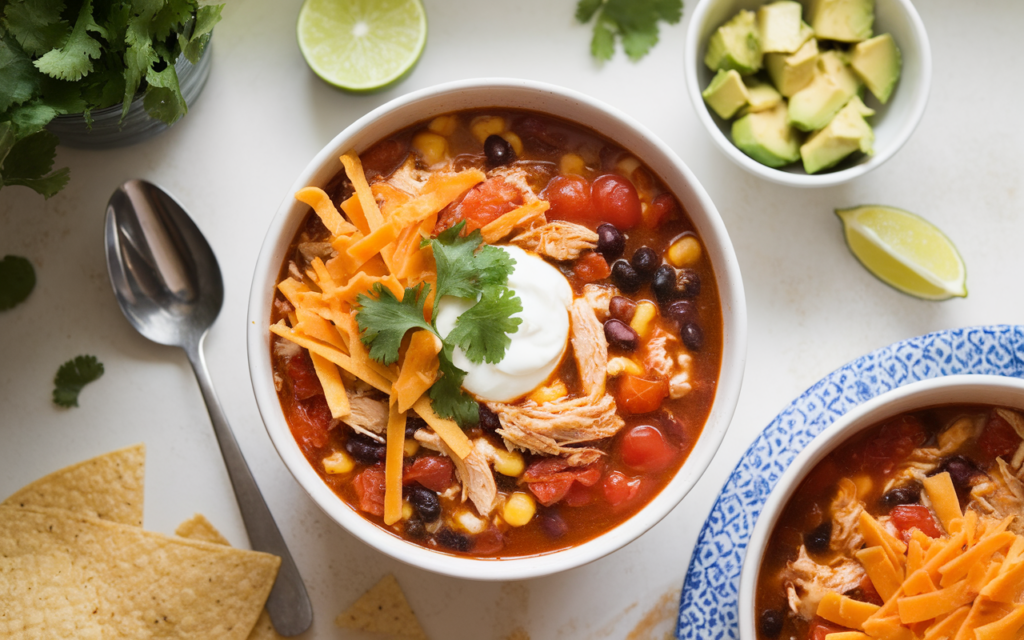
(434, 245, 572, 402)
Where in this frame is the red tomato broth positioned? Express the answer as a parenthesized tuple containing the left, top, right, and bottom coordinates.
(270, 108, 723, 559)
(754, 404, 1024, 640)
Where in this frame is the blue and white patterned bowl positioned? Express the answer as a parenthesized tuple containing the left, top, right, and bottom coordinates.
(677, 325, 1024, 639)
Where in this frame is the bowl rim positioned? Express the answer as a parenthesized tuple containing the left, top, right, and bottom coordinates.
(246, 77, 748, 580)
(684, 0, 933, 187)
(737, 374, 1024, 637)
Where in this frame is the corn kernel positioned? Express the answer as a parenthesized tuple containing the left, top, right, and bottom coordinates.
(853, 475, 873, 498)
(529, 379, 568, 404)
(630, 301, 658, 339)
(559, 153, 586, 176)
(470, 116, 505, 143)
(404, 439, 419, 457)
(455, 509, 488, 534)
(322, 451, 354, 475)
(503, 493, 536, 527)
(412, 131, 448, 166)
(607, 357, 644, 377)
(402, 501, 414, 521)
(617, 156, 641, 176)
(667, 235, 702, 267)
(492, 448, 525, 478)
(428, 115, 456, 136)
(501, 131, 523, 156)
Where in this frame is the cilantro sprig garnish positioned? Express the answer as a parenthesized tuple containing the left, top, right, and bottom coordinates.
(576, 0, 683, 62)
(53, 354, 104, 407)
(0, 254, 36, 311)
(0, 0, 224, 198)
(355, 222, 524, 426)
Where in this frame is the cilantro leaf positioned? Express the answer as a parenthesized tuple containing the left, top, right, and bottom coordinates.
(428, 346, 480, 426)
(576, 0, 683, 62)
(180, 4, 222, 64)
(0, 34, 40, 111)
(429, 221, 516, 316)
(356, 283, 435, 365)
(143, 63, 186, 125)
(0, 254, 36, 310)
(1, 128, 69, 197)
(3, 0, 70, 57)
(53, 355, 104, 408)
(9, 99, 58, 134)
(33, 0, 104, 82)
(446, 285, 523, 365)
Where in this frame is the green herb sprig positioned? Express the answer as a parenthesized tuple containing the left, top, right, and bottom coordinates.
(0, 254, 35, 310)
(355, 222, 523, 427)
(576, 0, 683, 62)
(0, 0, 224, 199)
(53, 354, 104, 407)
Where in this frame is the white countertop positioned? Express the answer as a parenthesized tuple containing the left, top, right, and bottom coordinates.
(2, 0, 1023, 638)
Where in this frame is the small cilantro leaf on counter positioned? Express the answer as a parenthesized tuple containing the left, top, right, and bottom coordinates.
(576, 0, 683, 62)
(356, 283, 433, 366)
(447, 285, 523, 365)
(53, 355, 104, 407)
(0, 254, 36, 311)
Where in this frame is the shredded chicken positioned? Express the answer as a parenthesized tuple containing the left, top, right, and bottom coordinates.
(669, 354, 692, 400)
(297, 241, 335, 262)
(415, 431, 499, 516)
(510, 221, 598, 261)
(490, 165, 541, 202)
(973, 457, 1024, 535)
(341, 391, 388, 442)
(385, 158, 430, 196)
(569, 298, 608, 398)
(643, 328, 677, 379)
(829, 478, 865, 553)
(781, 546, 865, 620)
(581, 284, 618, 321)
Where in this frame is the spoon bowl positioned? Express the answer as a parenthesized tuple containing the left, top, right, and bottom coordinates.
(105, 179, 312, 636)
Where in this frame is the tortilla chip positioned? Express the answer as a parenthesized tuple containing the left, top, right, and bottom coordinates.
(336, 574, 428, 640)
(176, 514, 285, 640)
(1, 444, 144, 526)
(0, 506, 280, 640)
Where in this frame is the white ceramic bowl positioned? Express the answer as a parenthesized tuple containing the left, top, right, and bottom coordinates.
(738, 374, 1024, 637)
(247, 78, 747, 580)
(685, 0, 932, 187)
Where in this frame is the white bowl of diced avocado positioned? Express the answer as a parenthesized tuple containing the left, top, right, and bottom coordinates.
(686, 0, 931, 186)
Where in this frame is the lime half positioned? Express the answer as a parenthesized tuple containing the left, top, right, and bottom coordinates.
(836, 205, 967, 301)
(297, 0, 427, 92)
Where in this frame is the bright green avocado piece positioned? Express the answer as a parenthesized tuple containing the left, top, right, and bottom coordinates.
(765, 37, 819, 97)
(809, 0, 874, 42)
(731, 102, 802, 167)
(702, 69, 750, 119)
(788, 50, 861, 132)
(705, 10, 762, 75)
(757, 1, 813, 53)
(851, 33, 901, 103)
(739, 77, 783, 114)
(800, 95, 875, 173)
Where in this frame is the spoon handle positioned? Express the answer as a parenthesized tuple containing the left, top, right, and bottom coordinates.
(185, 338, 313, 636)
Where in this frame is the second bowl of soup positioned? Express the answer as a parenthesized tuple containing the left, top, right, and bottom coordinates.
(247, 79, 746, 579)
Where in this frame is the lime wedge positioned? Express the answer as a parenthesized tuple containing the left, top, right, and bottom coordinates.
(836, 205, 967, 301)
(297, 0, 427, 92)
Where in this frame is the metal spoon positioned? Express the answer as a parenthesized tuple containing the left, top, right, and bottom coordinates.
(104, 179, 312, 636)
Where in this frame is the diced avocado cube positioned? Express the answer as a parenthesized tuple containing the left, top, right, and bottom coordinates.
(705, 10, 762, 75)
(743, 78, 783, 113)
(809, 0, 874, 43)
(788, 51, 861, 132)
(800, 96, 875, 173)
(732, 102, 802, 167)
(765, 37, 819, 97)
(851, 33, 901, 103)
(702, 69, 751, 119)
(757, 2, 813, 54)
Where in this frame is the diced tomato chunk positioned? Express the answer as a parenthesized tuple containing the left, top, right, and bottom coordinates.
(616, 375, 670, 415)
(523, 458, 570, 482)
(289, 395, 332, 449)
(542, 175, 592, 224)
(574, 252, 611, 283)
(890, 504, 942, 538)
(563, 482, 594, 507)
(572, 463, 603, 487)
(523, 460, 603, 506)
(472, 528, 505, 555)
(644, 193, 677, 228)
(353, 467, 386, 517)
(808, 618, 848, 640)
(528, 475, 575, 507)
(979, 411, 1022, 459)
(285, 354, 323, 400)
(591, 174, 642, 229)
(603, 471, 643, 507)
(437, 176, 522, 233)
(403, 455, 454, 493)
(620, 424, 676, 473)
(860, 415, 926, 474)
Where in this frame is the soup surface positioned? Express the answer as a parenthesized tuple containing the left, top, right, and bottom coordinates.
(270, 109, 723, 558)
(756, 404, 1024, 640)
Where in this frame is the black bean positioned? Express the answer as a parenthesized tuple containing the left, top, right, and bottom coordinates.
(630, 246, 659, 278)
(680, 322, 704, 351)
(658, 410, 689, 447)
(604, 319, 639, 351)
(435, 528, 471, 552)
(608, 296, 637, 323)
(484, 134, 515, 167)
(406, 415, 427, 438)
(495, 473, 518, 492)
(345, 434, 385, 465)
(479, 404, 501, 433)
(405, 517, 426, 539)
(406, 485, 441, 523)
(596, 223, 625, 260)
(879, 484, 921, 512)
(664, 300, 697, 328)
(931, 455, 983, 497)
(611, 260, 642, 293)
(804, 521, 832, 554)
(537, 510, 568, 539)
(759, 609, 784, 639)
(677, 269, 701, 298)
(652, 265, 678, 302)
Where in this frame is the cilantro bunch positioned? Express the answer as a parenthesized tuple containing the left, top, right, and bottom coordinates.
(576, 0, 683, 62)
(0, 0, 224, 198)
(355, 222, 524, 427)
